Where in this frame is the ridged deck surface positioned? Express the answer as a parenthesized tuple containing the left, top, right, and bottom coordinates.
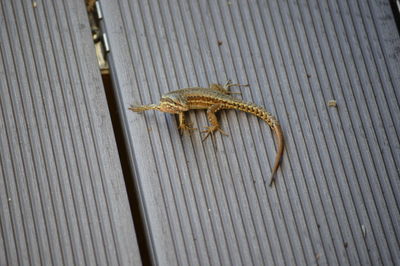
(103, 0, 400, 265)
(0, 0, 141, 265)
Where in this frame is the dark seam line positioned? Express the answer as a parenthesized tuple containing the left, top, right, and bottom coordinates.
(121, 0, 184, 263)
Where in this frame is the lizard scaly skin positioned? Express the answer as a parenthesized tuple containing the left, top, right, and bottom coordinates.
(129, 81, 284, 186)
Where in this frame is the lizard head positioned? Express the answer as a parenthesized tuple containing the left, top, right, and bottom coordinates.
(158, 94, 189, 113)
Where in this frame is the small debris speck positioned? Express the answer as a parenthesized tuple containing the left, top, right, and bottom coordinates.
(344, 242, 348, 248)
(361, 224, 366, 238)
(307, 74, 311, 78)
(315, 253, 321, 260)
(328, 100, 337, 107)
(33, 1, 37, 8)
(217, 40, 223, 46)
(8, 198, 11, 201)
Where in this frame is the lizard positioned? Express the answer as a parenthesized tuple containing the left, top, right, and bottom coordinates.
(129, 81, 284, 186)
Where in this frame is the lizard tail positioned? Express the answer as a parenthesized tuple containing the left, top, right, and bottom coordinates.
(228, 101, 284, 186)
(269, 124, 284, 187)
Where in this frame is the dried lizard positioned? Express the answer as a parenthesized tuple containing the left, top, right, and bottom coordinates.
(129, 81, 284, 186)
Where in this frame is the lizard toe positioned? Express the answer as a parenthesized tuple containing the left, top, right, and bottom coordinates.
(201, 126, 228, 140)
(178, 123, 197, 135)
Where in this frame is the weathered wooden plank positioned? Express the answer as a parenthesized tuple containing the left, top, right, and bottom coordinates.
(0, 0, 141, 265)
(101, 0, 400, 264)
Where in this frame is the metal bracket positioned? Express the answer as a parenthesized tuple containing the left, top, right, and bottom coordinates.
(95, 1, 103, 20)
(103, 33, 110, 53)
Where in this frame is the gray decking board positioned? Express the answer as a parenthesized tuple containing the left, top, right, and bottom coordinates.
(101, 0, 400, 265)
(0, 0, 141, 265)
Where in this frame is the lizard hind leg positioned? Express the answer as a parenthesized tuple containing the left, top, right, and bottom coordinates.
(201, 104, 228, 141)
(209, 80, 249, 95)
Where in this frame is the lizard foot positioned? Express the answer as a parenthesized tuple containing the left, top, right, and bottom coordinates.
(223, 80, 249, 93)
(178, 122, 196, 135)
(201, 126, 228, 141)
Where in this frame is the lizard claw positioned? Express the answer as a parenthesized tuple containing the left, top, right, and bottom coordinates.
(201, 126, 228, 141)
(178, 123, 197, 135)
(223, 80, 250, 90)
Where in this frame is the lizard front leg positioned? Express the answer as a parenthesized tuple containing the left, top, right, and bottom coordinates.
(177, 112, 196, 135)
(202, 104, 228, 141)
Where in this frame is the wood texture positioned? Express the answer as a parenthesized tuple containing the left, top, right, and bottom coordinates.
(0, 0, 141, 265)
(102, 0, 400, 265)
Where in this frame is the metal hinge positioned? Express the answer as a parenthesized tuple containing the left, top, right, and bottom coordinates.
(102, 33, 110, 53)
(88, 1, 109, 72)
(95, 1, 103, 20)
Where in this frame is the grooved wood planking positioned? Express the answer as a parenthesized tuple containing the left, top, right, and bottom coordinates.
(0, 0, 141, 265)
(101, 0, 400, 265)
